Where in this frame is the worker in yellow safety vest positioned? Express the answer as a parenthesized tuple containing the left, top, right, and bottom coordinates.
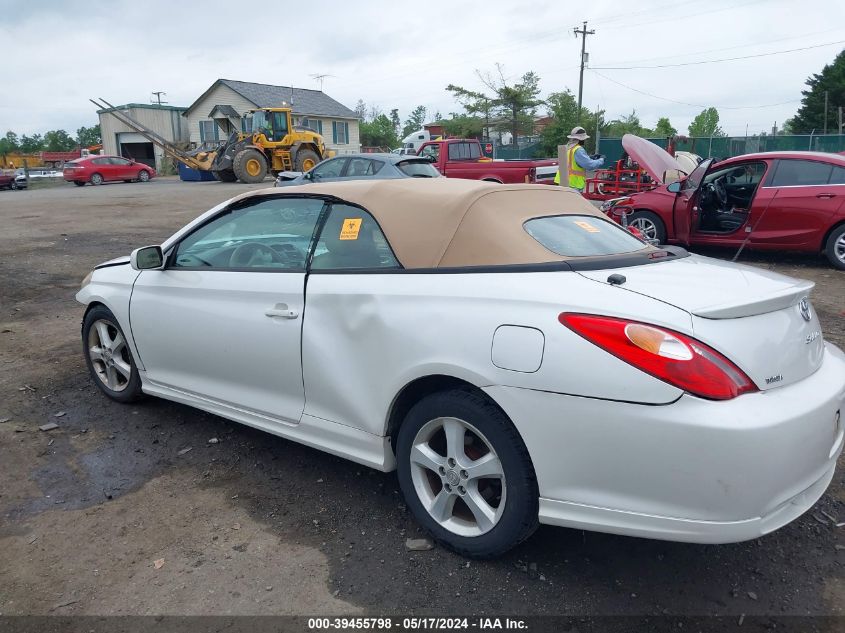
(554, 126, 605, 191)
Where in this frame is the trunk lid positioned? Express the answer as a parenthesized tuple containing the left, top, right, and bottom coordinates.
(622, 134, 685, 184)
(578, 255, 824, 390)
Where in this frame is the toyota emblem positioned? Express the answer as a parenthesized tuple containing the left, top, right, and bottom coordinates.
(799, 297, 812, 322)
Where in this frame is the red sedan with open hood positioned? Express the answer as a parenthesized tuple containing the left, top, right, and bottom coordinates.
(603, 134, 845, 269)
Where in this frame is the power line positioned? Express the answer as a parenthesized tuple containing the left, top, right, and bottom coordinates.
(593, 39, 845, 69)
(590, 69, 800, 110)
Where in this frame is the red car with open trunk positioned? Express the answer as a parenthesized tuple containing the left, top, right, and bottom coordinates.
(63, 155, 156, 187)
(603, 135, 845, 269)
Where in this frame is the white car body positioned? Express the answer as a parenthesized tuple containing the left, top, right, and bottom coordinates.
(77, 180, 844, 550)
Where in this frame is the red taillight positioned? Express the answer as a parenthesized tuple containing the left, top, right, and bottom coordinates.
(559, 313, 758, 400)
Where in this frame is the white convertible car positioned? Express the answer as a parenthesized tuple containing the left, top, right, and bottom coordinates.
(77, 178, 844, 557)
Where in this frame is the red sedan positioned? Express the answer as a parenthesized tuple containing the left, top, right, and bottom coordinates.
(63, 155, 156, 186)
(604, 135, 845, 269)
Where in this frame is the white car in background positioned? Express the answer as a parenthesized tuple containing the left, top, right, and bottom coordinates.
(76, 179, 844, 557)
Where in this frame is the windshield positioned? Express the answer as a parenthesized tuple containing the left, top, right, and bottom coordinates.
(683, 158, 714, 191)
(524, 215, 648, 257)
(251, 110, 269, 132)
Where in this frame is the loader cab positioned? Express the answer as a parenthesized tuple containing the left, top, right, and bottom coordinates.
(250, 109, 291, 144)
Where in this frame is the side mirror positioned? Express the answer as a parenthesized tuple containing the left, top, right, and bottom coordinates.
(667, 181, 682, 194)
(130, 245, 164, 270)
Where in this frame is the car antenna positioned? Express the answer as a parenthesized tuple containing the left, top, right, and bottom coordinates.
(731, 189, 779, 263)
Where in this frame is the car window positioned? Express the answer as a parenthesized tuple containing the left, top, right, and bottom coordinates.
(524, 215, 648, 257)
(769, 160, 833, 186)
(829, 166, 845, 184)
(396, 160, 439, 178)
(704, 162, 766, 185)
(110, 157, 132, 166)
(311, 204, 400, 270)
(683, 158, 713, 191)
(92, 158, 110, 166)
(172, 197, 325, 270)
(311, 158, 346, 179)
(418, 144, 440, 161)
(346, 158, 383, 177)
(447, 142, 482, 160)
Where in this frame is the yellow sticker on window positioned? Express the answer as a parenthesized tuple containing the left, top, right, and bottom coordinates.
(574, 220, 600, 233)
(339, 218, 362, 240)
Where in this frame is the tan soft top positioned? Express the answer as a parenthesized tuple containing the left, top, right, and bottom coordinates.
(239, 178, 631, 268)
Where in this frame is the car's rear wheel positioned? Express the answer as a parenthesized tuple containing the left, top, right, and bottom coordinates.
(74, 181, 86, 187)
(10, 180, 17, 190)
(627, 210, 666, 244)
(824, 224, 845, 270)
(90, 173, 104, 186)
(396, 388, 538, 558)
(138, 170, 150, 182)
(82, 306, 142, 403)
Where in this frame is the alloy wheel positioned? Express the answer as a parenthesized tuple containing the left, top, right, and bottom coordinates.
(87, 319, 132, 392)
(629, 216, 658, 240)
(409, 416, 506, 537)
(836, 233, 845, 264)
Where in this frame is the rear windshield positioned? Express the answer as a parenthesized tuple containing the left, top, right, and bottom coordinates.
(524, 215, 648, 257)
(397, 160, 439, 178)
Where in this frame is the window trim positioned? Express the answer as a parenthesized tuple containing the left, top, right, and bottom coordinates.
(761, 158, 843, 188)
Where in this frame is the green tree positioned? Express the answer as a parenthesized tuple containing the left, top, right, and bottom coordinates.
(688, 107, 724, 137)
(447, 64, 543, 147)
(540, 90, 598, 155)
(43, 129, 77, 152)
(354, 99, 367, 120)
(653, 117, 677, 137)
(359, 114, 398, 149)
(602, 110, 653, 137)
(441, 113, 485, 139)
(402, 105, 427, 138)
(0, 131, 20, 155)
(76, 124, 101, 147)
(789, 50, 845, 133)
(389, 108, 401, 136)
(19, 134, 43, 153)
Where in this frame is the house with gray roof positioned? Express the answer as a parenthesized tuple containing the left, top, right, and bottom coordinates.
(183, 79, 360, 154)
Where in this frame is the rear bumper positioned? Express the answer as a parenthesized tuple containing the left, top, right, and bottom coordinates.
(485, 343, 845, 544)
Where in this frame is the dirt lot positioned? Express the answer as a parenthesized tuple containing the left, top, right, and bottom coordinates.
(0, 178, 843, 621)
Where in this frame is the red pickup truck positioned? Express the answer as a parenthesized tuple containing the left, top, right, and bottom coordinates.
(417, 139, 557, 184)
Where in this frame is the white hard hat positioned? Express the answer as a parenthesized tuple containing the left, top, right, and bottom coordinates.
(567, 126, 590, 141)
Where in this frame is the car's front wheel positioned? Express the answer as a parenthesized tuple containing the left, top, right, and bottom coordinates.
(396, 389, 538, 558)
(626, 210, 666, 244)
(137, 170, 150, 182)
(82, 306, 142, 403)
(824, 224, 845, 270)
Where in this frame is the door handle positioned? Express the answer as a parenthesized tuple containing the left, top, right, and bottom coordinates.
(265, 303, 299, 319)
(816, 193, 836, 199)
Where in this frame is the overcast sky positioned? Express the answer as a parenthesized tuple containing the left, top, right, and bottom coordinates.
(1, 0, 843, 138)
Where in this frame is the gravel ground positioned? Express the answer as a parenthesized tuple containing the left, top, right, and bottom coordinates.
(0, 177, 843, 620)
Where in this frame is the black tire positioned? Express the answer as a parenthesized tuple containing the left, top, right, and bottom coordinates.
(232, 148, 268, 184)
(74, 181, 86, 187)
(824, 223, 845, 270)
(90, 173, 104, 186)
(396, 388, 538, 558)
(627, 210, 666, 244)
(137, 170, 150, 182)
(10, 180, 17, 190)
(82, 305, 143, 403)
(211, 169, 238, 182)
(294, 149, 320, 172)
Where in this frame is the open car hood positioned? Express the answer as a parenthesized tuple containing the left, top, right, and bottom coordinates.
(622, 134, 685, 184)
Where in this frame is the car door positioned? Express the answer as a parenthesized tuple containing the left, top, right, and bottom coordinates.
(309, 157, 348, 182)
(90, 157, 114, 181)
(110, 157, 134, 180)
(671, 158, 713, 244)
(751, 159, 845, 248)
(129, 195, 326, 423)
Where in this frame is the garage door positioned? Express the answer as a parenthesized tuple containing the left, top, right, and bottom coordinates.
(117, 133, 155, 168)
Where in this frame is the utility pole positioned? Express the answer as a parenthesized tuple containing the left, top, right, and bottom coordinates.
(574, 21, 595, 117)
(838, 106, 843, 135)
(150, 91, 167, 106)
(824, 90, 829, 134)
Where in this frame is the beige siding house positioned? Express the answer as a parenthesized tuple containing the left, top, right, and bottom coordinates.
(183, 79, 360, 154)
(97, 104, 188, 170)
